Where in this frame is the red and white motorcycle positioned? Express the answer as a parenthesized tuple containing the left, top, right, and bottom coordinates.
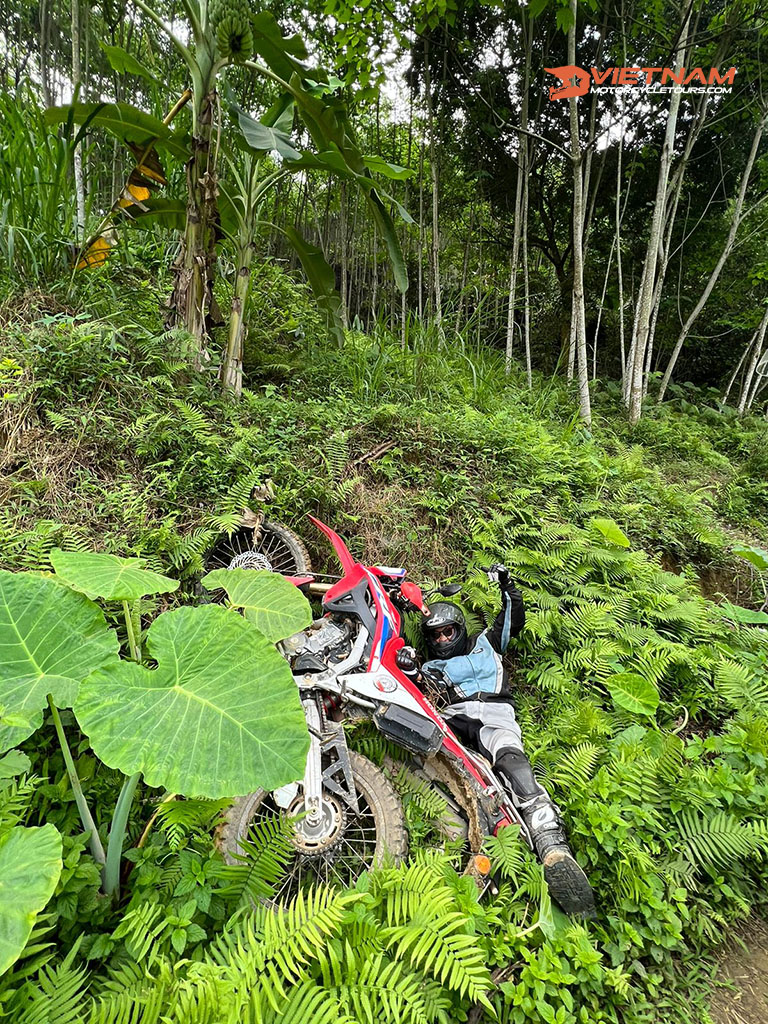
(218, 515, 533, 898)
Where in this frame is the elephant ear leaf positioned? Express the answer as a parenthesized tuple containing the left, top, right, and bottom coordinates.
(75, 605, 309, 798)
(0, 824, 63, 975)
(591, 518, 630, 549)
(201, 569, 312, 641)
(0, 571, 119, 753)
(605, 672, 659, 717)
(50, 548, 179, 601)
(733, 544, 768, 572)
(284, 225, 345, 347)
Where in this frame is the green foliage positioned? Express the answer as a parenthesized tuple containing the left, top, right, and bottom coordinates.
(0, 275, 766, 1021)
(201, 568, 312, 640)
(0, 825, 63, 975)
(0, 569, 119, 752)
(50, 548, 180, 601)
(75, 604, 309, 797)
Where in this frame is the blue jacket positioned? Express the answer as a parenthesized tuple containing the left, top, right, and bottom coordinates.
(423, 583, 525, 701)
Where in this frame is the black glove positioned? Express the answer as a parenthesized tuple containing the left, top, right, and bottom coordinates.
(395, 646, 420, 679)
(487, 563, 511, 588)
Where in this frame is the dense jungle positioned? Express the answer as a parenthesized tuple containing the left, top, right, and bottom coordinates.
(1, 0, 768, 1019)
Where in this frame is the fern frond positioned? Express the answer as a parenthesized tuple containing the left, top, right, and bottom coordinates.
(374, 862, 455, 925)
(483, 825, 527, 883)
(552, 743, 601, 791)
(382, 910, 492, 1004)
(211, 815, 294, 906)
(676, 810, 768, 871)
(393, 768, 449, 821)
(154, 797, 229, 853)
(11, 954, 88, 1024)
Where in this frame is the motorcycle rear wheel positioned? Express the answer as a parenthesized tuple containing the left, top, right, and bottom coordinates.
(205, 519, 312, 576)
(218, 751, 408, 902)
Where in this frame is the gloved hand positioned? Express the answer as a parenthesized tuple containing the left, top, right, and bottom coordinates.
(487, 563, 511, 588)
(395, 645, 419, 677)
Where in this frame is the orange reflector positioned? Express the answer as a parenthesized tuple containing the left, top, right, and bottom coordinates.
(473, 855, 491, 875)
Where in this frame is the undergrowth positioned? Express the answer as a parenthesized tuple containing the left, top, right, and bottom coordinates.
(1, 275, 767, 1022)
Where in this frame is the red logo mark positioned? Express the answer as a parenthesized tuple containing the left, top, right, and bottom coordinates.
(545, 65, 591, 100)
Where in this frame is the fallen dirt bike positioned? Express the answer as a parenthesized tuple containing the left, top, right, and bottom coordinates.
(218, 516, 591, 915)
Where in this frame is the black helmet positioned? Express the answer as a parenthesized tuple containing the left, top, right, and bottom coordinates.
(423, 602, 467, 659)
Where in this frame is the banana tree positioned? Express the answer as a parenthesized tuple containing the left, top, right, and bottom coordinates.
(46, 2, 410, 375)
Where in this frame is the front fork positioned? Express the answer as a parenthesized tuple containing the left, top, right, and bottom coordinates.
(299, 695, 360, 820)
(301, 699, 325, 829)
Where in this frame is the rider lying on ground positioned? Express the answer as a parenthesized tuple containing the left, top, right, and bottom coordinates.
(415, 566, 595, 918)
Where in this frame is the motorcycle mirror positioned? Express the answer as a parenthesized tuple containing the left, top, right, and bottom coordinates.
(439, 584, 462, 597)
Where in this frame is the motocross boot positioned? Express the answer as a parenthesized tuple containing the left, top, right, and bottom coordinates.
(496, 751, 596, 920)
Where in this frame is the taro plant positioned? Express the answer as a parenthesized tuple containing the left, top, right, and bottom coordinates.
(0, 752, 63, 975)
(0, 549, 311, 949)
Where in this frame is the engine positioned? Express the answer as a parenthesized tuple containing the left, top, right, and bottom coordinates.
(282, 617, 354, 671)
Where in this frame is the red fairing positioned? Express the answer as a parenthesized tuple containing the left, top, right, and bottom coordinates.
(308, 515, 358, 575)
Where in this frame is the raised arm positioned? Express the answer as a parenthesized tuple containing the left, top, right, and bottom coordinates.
(486, 564, 525, 654)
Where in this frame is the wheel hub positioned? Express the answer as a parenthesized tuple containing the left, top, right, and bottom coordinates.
(228, 550, 273, 571)
(287, 794, 346, 857)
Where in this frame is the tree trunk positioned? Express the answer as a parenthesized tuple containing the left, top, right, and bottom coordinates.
(739, 305, 768, 416)
(568, 0, 590, 427)
(40, 0, 52, 107)
(71, 0, 86, 237)
(423, 43, 442, 333)
(522, 170, 532, 388)
(418, 143, 424, 320)
(168, 44, 219, 365)
(626, 5, 691, 425)
(615, 115, 626, 377)
(658, 111, 766, 403)
(722, 336, 755, 405)
(222, 252, 252, 397)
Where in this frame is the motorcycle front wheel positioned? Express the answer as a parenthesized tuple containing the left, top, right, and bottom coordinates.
(218, 751, 408, 902)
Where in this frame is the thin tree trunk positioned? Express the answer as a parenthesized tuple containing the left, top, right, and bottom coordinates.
(626, 5, 691, 424)
(40, 0, 52, 107)
(616, 112, 626, 378)
(658, 111, 766, 403)
(739, 305, 768, 416)
(424, 51, 443, 331)
(340, 181, 349, 328)
(71, 0, 86, 237)
(522, 169, 532, 388)
(568, 0, 590, 426)
(371, 223, 378, 327)
(506, 14, 531, 375)
(722, 336, 755, 405)
(418, 143, 424, 320)
(222, 247, 252, 396)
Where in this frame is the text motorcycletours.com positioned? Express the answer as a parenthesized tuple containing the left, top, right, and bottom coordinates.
(546, 65, 737, 100)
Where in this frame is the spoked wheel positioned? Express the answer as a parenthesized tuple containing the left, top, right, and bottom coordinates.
(218, 752, 408, 903)
(205, 520, 312, 576)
